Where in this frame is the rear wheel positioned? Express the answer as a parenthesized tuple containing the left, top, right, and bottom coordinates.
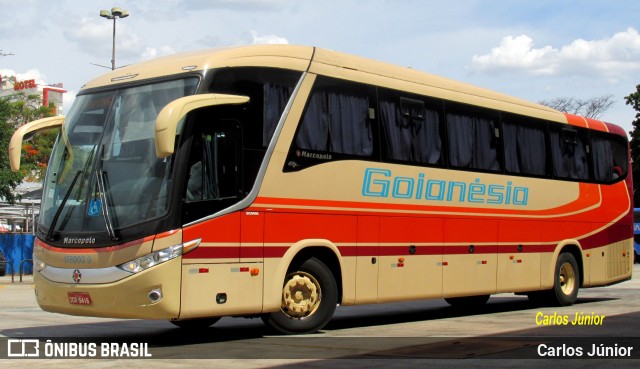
(445, 294, 490, 308)
(170, 317, 220, 329)
(551, 252, 579, 306)
(262, 257, 338, 334)
(528, 252, 579, 306)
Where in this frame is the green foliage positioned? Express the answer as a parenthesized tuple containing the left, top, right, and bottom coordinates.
(4, 92, 54, 128)
(625, 84, 640, 206)
(0, 98, 24, 203)
(21, 127, 59, 182)
(0, 92, 57, 203)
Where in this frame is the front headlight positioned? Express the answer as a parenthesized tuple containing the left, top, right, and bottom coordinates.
(117, 244, 183, 274)
(33, 255, 47, 272)
(116, 238, 201, 274)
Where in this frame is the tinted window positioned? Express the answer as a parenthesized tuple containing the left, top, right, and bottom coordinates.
(446, 104, 501, 172)
(379, 93, 443, 165)
(549, 125, 589, 180)
(591, 131, 628, 183)
(182, 120, 242, 224)
(503, 116, 547, 176)
(208, 67, 301, 195)
(295, 78, 373, 156)
(208, 67, 301, 149)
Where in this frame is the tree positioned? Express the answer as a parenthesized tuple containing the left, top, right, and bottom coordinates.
(0, 98, 24, 203)
(625, 85, 640, 205)
(539, 95, 615, 119)
(0, 92, 57, 203)
(4, 91, 54, 128)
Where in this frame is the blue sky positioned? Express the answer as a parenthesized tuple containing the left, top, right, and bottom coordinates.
(1, 0, 639, 134)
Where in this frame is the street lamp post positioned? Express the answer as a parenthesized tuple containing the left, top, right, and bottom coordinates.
(99, 7, 129, 70)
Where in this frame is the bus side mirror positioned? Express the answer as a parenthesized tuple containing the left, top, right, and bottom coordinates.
(155, 93, 250, 158)
(9, 116, 65, 172)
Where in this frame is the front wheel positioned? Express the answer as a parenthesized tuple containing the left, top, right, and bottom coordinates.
(262, 257, 338, 334)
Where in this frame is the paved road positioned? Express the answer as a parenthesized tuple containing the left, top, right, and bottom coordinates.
(1, 265, 640, 368)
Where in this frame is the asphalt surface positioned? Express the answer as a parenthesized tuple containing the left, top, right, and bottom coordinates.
(1, 265, 640, 368)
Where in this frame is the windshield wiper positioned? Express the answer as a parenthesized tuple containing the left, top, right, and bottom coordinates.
(95, 169, 119, 241)
(46, 170, 83, 242)
(45, 144, 97, 242)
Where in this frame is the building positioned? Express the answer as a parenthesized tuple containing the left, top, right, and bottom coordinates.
(0, 182, 40, 234)
(0, 74, 66, 114)
(0, 74, 63, 233)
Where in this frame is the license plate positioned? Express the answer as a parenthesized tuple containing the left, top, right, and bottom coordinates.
(68, 292, 92, 305)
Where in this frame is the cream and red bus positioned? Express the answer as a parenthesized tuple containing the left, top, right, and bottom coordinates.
(9, 45, 632, 334)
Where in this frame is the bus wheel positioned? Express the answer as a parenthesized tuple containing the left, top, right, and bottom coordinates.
(445, 294, 490, 308)
(170, 317, 220, 329)
(550, 252, 580, 306)
(262, 257, 338, 334)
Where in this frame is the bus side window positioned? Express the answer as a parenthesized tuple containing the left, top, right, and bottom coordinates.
(295, 89, 373, 156)
(549, 126, 590, 180)
(502, 117, 547, 177)
(445, 104, 501, 172)
(379, 95, 443, 166)
(185, 121, 241, 203)
(591, 132, 629, 183)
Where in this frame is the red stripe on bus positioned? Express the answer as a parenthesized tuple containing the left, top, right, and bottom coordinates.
(180, 238, 632, 261)
(183, 246, 240, 259)
(565, 113, 588, 128)
(584, 117, 608, 133)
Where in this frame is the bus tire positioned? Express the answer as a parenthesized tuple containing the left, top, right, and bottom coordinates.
(170, 317, 220, 329)
(445, 294, 490, 308)
(549, 252, 580, 306)
(262, 257, 338, 334)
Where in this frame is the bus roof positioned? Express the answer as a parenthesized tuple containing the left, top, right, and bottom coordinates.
(81, 45, 315, 91)
(80, 44, 583, 125)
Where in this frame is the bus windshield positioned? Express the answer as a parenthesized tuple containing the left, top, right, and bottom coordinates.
(40, 78, 198, 240)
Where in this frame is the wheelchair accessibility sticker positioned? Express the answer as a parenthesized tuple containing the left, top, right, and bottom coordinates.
(88, 199, 102, 216)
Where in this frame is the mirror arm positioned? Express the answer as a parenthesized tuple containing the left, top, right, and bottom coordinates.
(155, 94, 250, 158)
(9, 116, 65, 172)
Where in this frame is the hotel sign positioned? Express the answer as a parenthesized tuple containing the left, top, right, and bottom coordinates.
(14, 79, 37, 90)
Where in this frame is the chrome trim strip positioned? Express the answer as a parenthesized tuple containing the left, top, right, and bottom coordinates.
(39, 265, 132, 284)
(184, 70, 309, 227)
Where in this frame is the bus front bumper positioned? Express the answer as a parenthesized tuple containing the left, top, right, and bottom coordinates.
(34, 257, 181, 320)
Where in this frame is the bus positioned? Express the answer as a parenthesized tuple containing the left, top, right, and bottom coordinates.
(9, 45, 633, 334)
(634, 208, 640, 263)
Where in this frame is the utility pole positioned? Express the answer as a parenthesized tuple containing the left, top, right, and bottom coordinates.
(99, 7, 130, 70)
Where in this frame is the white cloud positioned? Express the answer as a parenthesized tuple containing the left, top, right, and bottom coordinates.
(63, 16, 145, 61)
(250, 30, 289, 45)
(469, 27, 640, 81)
(141, 46, 176, 60)
(127, 0, 290, 22)
(61, 90, 76, 115)
(0, 68, 48, 86)
(182, 0, 289, 12)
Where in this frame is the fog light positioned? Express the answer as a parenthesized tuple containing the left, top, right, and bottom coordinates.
(148, 288, 162, 303)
